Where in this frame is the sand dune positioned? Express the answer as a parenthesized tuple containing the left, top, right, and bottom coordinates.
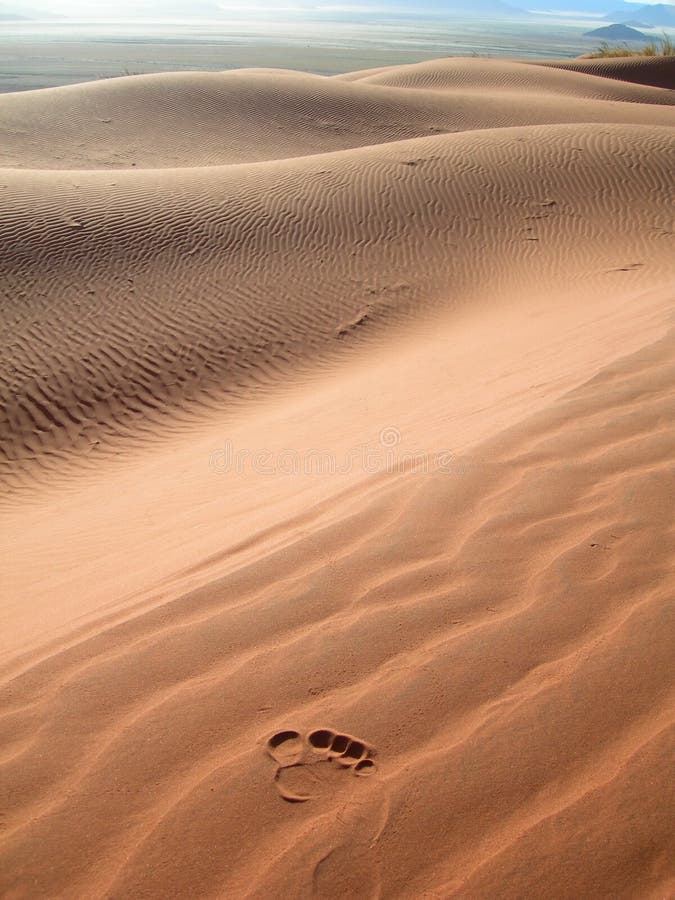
(1, 55, 674, 898)
(336, 55, 673, 97)
(2, 121, 674, 486)
(0, 60, 672, 170)
(538, 55, 675, 90)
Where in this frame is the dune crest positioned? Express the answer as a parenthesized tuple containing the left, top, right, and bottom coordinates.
(0, 56, 673, 898)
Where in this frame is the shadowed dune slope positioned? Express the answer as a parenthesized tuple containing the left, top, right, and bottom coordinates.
(537, 55, 675, 90)
(1, 124, 674, 487)
(0, 61, 672, 170)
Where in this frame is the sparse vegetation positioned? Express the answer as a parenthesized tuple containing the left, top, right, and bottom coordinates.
(96, 68, 142, 80)
(589, 32, 675, 57)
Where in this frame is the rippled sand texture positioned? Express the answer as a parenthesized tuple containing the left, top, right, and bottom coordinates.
(1, 55, 674, 899)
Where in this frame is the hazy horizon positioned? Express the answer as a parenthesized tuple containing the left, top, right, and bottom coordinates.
(2, 0, 673, 94)
(2, 0, 674, 21)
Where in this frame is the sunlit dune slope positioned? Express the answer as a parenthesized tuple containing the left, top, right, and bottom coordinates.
(1, 324, 673, 898)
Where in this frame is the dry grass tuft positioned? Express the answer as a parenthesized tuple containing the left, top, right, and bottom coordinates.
(589, 33, 675, 57)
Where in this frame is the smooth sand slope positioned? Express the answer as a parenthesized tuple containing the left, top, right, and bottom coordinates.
(1, 56, 674, 898)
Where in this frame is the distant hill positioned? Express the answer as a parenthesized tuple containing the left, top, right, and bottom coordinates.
(584, 23, 650, 39)
(605, 3, 675, 26)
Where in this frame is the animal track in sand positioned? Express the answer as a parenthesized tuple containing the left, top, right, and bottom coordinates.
(266, 728, 377, 803)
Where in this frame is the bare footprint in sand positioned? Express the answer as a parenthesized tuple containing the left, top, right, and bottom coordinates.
(266, 728, 377, 802)
(266, 729, 304, 766)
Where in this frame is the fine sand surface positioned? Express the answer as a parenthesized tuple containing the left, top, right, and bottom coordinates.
(1, 55, 674, 898)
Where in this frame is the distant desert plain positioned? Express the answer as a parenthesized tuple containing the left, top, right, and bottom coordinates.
(0, 27, 674, 900)
(0, 15, 649, 91)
